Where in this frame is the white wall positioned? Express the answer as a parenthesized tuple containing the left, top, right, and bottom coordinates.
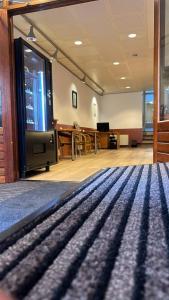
(52, 62, 100, 128)
(99, 92, 143, 129)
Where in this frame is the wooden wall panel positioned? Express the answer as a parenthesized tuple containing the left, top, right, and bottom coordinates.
(158, 132, 169, 142)
(0, 144, 4, 152)
(157, 143, 169, 153)
(0, 161, 5, 168)
(157, 152, 169, 162)
(112, 128, 143, 144)
(158, 121, 169, 132)
(156, 123, 169, 161)
(0, 128, 5, 183)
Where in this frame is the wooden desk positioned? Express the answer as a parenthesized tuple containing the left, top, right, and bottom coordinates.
(99, 131, 120, 149)
(57, 128, 80, 161)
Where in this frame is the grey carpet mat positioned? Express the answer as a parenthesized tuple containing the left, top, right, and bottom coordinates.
(0, 181, 78, 234)
(0, 163, 169, 300)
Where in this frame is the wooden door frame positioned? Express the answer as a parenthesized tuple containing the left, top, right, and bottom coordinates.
(153, 0, 169, 162)
(0, 9, 18, 182)
(153, 0, 160, 163)
(8, 0, 98, 15)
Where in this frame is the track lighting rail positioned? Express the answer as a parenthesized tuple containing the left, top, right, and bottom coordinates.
(20, 14, 104, 95)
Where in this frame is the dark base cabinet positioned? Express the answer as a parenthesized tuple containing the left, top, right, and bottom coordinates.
(20, 130, 56, 177)
(15, 38, 56, 178)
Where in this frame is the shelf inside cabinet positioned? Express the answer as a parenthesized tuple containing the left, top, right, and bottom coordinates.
(25, 90, 33, 95)
(25, 70, 38, 79)
(26, 120, 35, 124)
(26, 105, 34, 110)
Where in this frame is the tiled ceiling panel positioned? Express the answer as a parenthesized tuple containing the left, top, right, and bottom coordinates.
(13, 0, 154, 93)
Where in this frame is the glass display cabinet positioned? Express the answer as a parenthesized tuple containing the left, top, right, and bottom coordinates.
(15, 38, 56, 177)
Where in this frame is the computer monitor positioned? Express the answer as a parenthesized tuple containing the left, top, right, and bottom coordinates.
(97, 122, 110, 132)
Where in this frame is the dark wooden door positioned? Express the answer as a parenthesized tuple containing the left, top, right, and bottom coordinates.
(154, 0, 169, 162)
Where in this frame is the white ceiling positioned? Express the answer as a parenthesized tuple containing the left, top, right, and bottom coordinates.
(14, 0, 154, 94)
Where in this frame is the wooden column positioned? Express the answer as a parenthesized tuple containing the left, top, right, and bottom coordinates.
(153, 0, 160, 163)
(0, 9, 18, 182)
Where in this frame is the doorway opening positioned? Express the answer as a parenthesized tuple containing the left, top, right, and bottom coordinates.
(142, 90, 154, 145)
(12, 0, 154, 182)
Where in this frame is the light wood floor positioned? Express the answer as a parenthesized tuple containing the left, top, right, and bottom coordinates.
(28, 145, 153, 182)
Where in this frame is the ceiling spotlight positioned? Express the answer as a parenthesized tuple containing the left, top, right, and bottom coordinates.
(27, 25, 37, 42)
(81, 75, 86, 83)
(126, 86, 131, 89)
(120, 77, 126, 80)
(52, 49, 58, 61)
(113, 62, 120, 65)
(128, 33, 136, 39)
(74, 40, 82, 46)
(25, 48, 32, 53)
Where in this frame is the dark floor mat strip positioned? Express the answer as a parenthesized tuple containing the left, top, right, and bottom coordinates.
(104, 165, 150, 300)
(50, 166, 142, 300)
(157, 163, 169, 256)
(0, 168, 110, 254)
(0, 167, 131, 298)
(0, 168, 118, 281)
(26, 166, 137, 300)
(131, 165, 151, 300)
(143, 164, 169, 300)
(83, 166, 144, 300)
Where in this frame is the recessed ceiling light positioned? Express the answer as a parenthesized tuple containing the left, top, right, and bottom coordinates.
(113, 62, 120, 65)
(74, 40, 82, 46)
(126, 86, 131, 89)
(128, 33, 136, 39)
(120, 77, 126, 80)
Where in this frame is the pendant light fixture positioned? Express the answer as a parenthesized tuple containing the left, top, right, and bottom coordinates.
(27, 25, 37, 42)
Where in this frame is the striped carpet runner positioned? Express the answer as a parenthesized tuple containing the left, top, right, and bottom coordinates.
(0, 163, 169, 300)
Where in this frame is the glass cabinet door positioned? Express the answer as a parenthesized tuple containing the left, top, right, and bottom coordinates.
(24, 45, 47, 131)
(160, 0, 169, 121)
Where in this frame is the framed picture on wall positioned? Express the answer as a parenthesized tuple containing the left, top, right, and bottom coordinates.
(72, 90, 77, 108)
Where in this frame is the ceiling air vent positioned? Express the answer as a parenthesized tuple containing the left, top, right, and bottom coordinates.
(132, 53, 138, 57)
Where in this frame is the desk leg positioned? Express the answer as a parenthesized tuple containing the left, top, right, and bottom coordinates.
(94, 133, 97, 154)
(55, 130, 59, 163)
(71, 132, 75, 161)
(117, 134, 120, 149)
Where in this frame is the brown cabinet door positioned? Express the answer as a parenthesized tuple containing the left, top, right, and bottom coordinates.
(154, 0, 169, 162)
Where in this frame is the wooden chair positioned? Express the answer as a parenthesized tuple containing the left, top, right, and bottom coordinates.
(73, 122, 93, 155)
(80, 133, 92, 154)
(58, 131, 92, 159)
